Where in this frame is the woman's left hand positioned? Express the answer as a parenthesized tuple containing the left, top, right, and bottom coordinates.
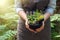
(35, 21, 44, 33)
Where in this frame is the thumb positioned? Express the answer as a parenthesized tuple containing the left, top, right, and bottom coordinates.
(25, 20, 29, 26)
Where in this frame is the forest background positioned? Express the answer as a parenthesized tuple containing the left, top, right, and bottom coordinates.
(0, 0, 60, 40)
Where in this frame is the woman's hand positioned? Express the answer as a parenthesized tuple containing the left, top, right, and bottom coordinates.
(18, 11, 36, 32)
(25, 20, 36, 33)
(35, 13, 51, 33)
(35, 21, 44, 33)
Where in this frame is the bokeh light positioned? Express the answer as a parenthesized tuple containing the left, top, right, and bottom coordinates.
(0, 0, 7, 7)
(0, 0, 14, 14)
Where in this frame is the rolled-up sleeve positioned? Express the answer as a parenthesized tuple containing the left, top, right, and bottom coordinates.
(45, 0, 56, 15)
(15, 0, 24, 13)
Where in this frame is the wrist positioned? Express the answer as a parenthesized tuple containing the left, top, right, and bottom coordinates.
(44, 13, 51, 22)
(25, 19, 28, 22)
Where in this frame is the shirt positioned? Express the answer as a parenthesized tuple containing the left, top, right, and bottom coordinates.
(15, 0, 56, 15)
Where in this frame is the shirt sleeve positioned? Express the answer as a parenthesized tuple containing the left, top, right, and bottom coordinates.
(45, 0, 56, 15)
(15, 0, 24, 13)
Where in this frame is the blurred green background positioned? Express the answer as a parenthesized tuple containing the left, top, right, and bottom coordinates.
(0, 0, 60, 40)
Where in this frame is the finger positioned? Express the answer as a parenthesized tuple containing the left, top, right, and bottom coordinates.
(25, 20, 28, 25)
(36, 25, 44, 32)
(36, 21, 44, 32)
(25, 25, 29, 29)
(28, 28, 36, 32)
(25, 22, 28, 26)
(25, 22, 36, 33)
(26, 25, 36, 32)
(42, 21, 44, 26)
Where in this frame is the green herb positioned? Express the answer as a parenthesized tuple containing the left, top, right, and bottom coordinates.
(27, 10, 44, 24)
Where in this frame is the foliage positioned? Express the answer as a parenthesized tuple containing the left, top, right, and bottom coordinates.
(27, 10, 44, 30)
(0, 30, 17, 40)
(51, 14, 60, 22)
(27, 10, 44, 24)
(50, 14, 60, 40)
(0, 13, 18, 40)
(0, 14, 18, 40)
(0, 0, 60, 40)
(0, 1, 18, 39)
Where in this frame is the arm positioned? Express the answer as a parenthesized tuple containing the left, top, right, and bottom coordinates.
(15, 0, 28, 21)
(15, 0, 36, 32)
(44, 0, 56, 22)
(36, 0, 56, 32)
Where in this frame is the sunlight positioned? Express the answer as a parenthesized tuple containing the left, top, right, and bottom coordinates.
(0, 0, 7, 6)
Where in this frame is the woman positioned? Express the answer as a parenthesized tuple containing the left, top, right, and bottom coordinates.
(15, 0, 56, 40)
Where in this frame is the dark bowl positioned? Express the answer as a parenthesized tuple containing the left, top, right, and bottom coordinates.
(29, 19, 44, 30)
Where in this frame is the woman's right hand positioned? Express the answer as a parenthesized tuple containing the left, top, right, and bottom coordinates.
(25, 20, 36, 33)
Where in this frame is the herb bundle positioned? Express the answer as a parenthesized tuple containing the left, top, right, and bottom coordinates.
(27, 10, 44, 30)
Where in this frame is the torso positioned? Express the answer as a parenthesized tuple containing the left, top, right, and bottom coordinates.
(21, 0, 50, 11)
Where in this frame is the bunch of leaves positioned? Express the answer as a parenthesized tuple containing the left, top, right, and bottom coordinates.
(0, 12, 18, 40)
(0, 30, 17, 40)
(0, 20, 17, 40)
(51, 28, 60, 40)
(27, 10, 44, 24)
(0, 24, 17, 40)
(51, 14, 60, 22)
(50, 14, 60, 28)
(51, 14, 60, 40)
(0, 0, 18, 40)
